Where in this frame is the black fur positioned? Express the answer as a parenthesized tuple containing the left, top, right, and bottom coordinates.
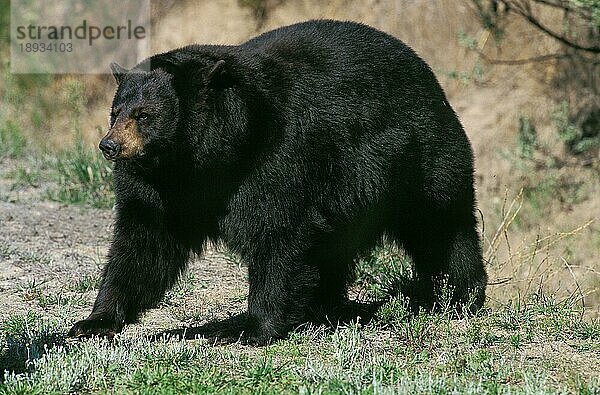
(69, 20, 487, 344)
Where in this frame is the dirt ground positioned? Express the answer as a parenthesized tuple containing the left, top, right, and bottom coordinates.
(0, 176, 249, 335)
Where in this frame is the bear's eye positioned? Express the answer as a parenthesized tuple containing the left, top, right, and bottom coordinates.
(110, 108, 120, 127)
(136, 112, 150, 122)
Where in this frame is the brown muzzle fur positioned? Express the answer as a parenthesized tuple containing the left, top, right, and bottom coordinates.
(103, 118, 144, 159)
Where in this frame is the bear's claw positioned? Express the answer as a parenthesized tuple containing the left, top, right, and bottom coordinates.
(68, 318, 121, 339)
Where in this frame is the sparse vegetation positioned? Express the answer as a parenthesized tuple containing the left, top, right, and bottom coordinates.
(68, 274, 100, 294)
(0, 131, 114, 207)
(516, 115, 538, 160)
(18, 279, 46, 302)
(500, 110, 594, 231)
(163, 273, 202, 306)
(37, 293, 88, 309)
(0, 292, 598, 394)
(0, 121, 26, 159)
(46, 138, 114, 208)
(8, 165, 42, 189)
(0, 243, 52, 266)
(553, 101, 600, 155)
(355, 243, 412, 300)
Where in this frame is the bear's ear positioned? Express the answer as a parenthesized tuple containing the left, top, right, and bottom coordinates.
(204, 59, 232, 89)
(110, 62, 128, 84)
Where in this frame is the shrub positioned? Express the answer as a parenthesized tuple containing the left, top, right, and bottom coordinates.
(553, 101, 600, 155)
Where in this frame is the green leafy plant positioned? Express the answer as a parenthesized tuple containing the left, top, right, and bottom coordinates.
(516, 115, 537, 160)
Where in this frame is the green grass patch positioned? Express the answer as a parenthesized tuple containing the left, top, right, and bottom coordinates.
(66, 274, 100, 293)
(1, 49, 114, 208)
(46, 138, 114, 208)
(1, 294, 597, 394)
(0, 120, 27, 159)
(355, 243, 413, 299)
(0, 311, 65, 376)
(37, 292, 88, 309)
(8, 165, 42, 189)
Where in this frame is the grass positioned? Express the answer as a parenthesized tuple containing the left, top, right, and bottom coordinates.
(163, 273, 202, 307)
(46, 138, 114, 208)
(0, 120, 26, 159)
(1, 239, 597, 394)
(8, 165, 42, 189)
(0, 121, 114, 208)
(0, 294, 597, 394)
(0, 94, 114, 208)
(67, 274, 100, 294)
(37, 293, 89, 309)
(354, 243, 413, 300)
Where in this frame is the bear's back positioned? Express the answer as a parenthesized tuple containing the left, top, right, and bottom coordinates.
(237, 20, 445, 118)
(233, 21, 471, 216)
(242, 20, 411, 61)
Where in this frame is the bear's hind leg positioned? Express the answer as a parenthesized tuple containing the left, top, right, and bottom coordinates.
(398, 216, 487, 313)
(246, 256, 320, 345)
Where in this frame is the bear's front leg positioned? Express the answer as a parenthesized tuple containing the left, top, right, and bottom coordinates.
(69, 214, 190, 338)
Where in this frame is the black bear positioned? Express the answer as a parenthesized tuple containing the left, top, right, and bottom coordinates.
(69, 20, 487, 344)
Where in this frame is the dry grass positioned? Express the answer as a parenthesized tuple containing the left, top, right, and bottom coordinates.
(483, 189, 598, 316)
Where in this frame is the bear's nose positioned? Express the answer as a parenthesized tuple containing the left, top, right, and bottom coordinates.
(99, 138, 120, 159)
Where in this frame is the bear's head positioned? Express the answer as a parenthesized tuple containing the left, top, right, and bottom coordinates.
(99, 62, 180, 161)
(100, 57, 231, 162)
